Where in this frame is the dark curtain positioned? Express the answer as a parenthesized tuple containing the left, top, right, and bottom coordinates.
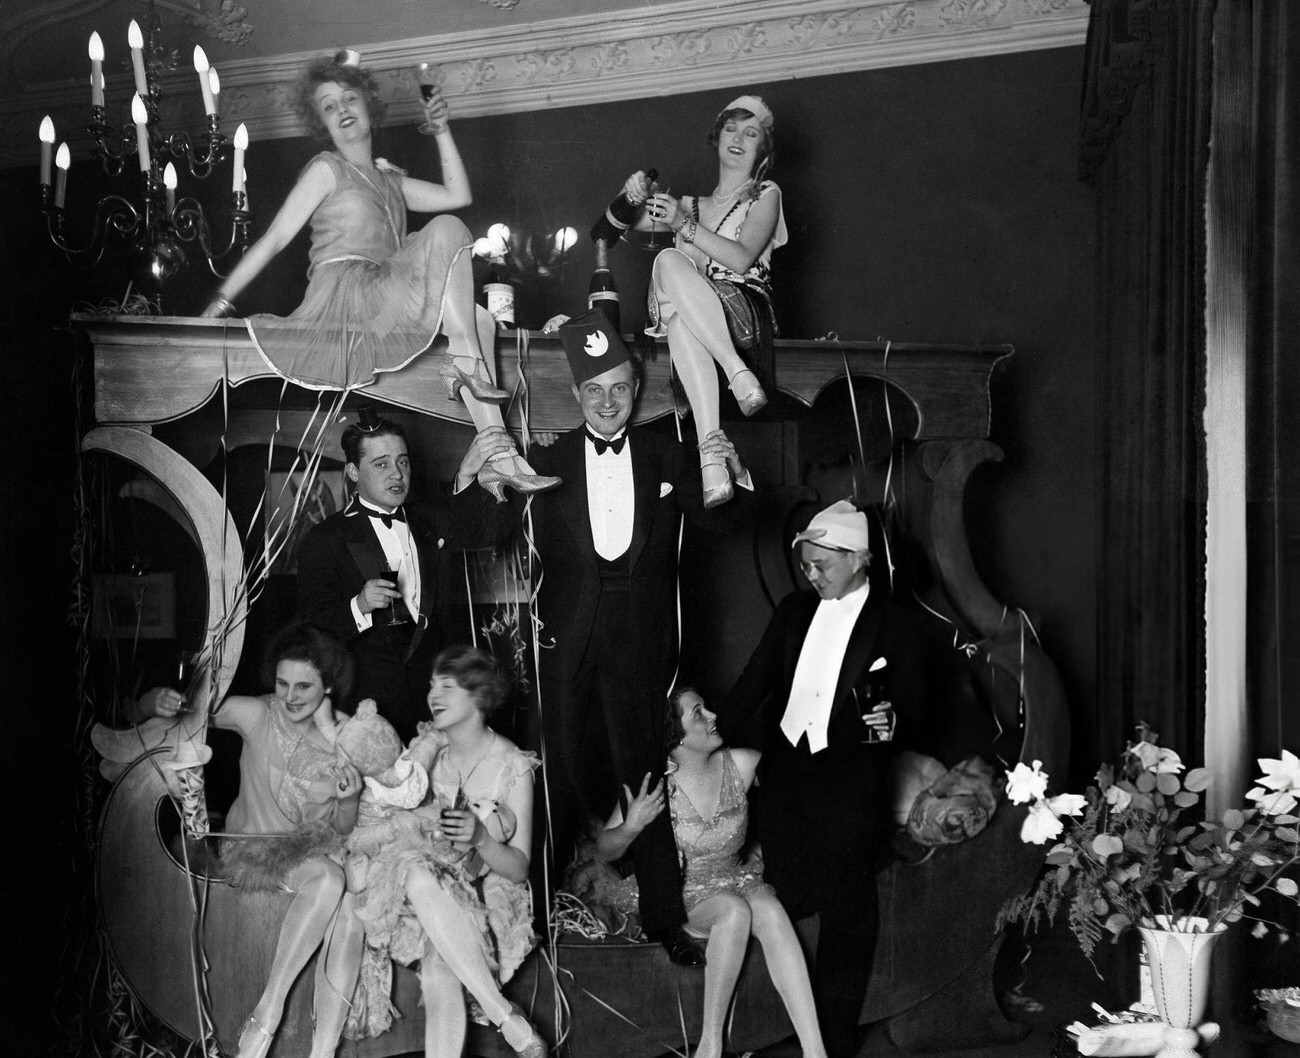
(1234, 2, 1300, 758)
(1083, 0, 1215, 772)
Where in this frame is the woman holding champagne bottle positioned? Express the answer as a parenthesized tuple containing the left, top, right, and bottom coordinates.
(613, 93, 787, 507)
(201, 50, 558, 501)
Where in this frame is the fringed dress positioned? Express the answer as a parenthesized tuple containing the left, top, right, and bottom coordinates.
(346, 726, 540, 1039)
(245, 151, 475, 391)
(220, 701, 345, 892)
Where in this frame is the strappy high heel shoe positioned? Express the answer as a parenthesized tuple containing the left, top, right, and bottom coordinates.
(476, 455, 562, 503)
(235, 1014, 274, 1058)
(700, 460, 734, 509)
(440, 357, 510, 404)
(727, 367, 768, 417)
(499, 1004, 548, 1058)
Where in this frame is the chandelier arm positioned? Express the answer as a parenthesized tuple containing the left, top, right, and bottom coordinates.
(46, 195, 145, 260)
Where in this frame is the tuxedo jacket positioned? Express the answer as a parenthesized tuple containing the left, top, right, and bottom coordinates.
(720, 587, 931, 764)
(296, 486, 510, 657)
(528, 425, 753, 686)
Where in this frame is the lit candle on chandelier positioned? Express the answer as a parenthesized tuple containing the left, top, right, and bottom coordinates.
(193, 46, 216, 116)
(54, 143, 70, 209)
(127, 20, 149, 98)
(131, 92, 151, 173)
(88, 32, 105, 108)
(232, 124, 248, 194)
(38, 115, 54, 186)
(208, 68, 221, 117)
(163, 162, 177, 213)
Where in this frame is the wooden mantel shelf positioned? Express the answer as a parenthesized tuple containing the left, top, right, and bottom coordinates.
(75, 315, 1012, 439)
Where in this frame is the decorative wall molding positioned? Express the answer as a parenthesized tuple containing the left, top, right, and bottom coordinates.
(0, 0, 1087, 169)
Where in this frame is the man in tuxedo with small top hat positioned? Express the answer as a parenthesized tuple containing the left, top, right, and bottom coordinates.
(527, 308, 755, 966)
(296, 405, 515, 741)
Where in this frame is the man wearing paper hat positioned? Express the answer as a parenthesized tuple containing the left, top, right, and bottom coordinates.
(718, 498, 932, 1056)
(526, 307, 757, 966)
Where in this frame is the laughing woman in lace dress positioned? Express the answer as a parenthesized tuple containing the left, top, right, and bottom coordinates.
(597, 686, 828, 1058)
(199, 50, 557, 500)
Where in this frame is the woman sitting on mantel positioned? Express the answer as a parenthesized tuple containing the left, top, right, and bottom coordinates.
(199, 48, 557, 501)
(597, 686, 829, 1058)
(608, 93, 787, 508)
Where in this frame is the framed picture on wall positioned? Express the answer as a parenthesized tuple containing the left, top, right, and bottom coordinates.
(265, 469, 350, 575)
(91, 572, 176, 639)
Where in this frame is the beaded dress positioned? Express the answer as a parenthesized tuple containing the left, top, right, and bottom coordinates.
(669, 748, 772, 913)
(246, 151, 474, 390)
(346, 725, 539, 1038)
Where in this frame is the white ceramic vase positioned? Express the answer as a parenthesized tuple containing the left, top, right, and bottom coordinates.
(1137, 916, 1227, 1058)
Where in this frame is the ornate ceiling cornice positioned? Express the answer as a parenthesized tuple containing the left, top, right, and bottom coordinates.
(0, 0, 1088, 169)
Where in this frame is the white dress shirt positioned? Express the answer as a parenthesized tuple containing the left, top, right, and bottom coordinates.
(350, 499, 421, 631)
(780, 581, 871, 753)
(584, 429, 635, 560)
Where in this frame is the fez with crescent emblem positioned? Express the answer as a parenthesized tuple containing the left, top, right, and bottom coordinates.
(558, 307, 632, 385)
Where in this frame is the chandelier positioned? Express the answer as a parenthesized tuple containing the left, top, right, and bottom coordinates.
(38, 0, 251, 287)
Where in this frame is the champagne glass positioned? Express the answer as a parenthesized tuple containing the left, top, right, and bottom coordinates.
(379, 564, 410, 625)
(643, 178, 670, 252)
(416, 64, 446, 136)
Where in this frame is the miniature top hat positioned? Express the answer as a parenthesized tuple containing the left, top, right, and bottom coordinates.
(791, 499, 871, 553)
(558, 307, 632, 386)
(722, 94, 774, 130)
(355, 403, 383, 433)
(336, 48, 362, 68)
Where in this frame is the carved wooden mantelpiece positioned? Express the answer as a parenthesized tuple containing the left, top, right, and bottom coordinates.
(77, 314, 1011, 440)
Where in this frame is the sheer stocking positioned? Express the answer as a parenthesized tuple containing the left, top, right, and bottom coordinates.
(308, 891, 364, 1058)
(404, 865, 514, 1027)
(419, 952, 469, 1058)
(688, 893, 753, 1058)
(750, 891, 828, 1058)
(241, 857, 350, 1057)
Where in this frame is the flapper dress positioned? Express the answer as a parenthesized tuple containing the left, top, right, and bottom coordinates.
(346, 725, 539, 1038)
(220, 702, 345, 892)
(246, 151, 474, 390)
(669, 749, 773, 916)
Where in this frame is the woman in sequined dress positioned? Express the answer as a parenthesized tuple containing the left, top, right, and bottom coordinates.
(597, 686, 828, 1058)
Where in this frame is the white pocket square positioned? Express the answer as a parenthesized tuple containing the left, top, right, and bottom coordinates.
(660, 482, 673, 498)
(868, 657, 888, 672)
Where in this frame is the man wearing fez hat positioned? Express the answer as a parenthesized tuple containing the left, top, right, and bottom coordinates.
(295, 404, 517, 741)
(717, 499, 931, 1057)
(525, 308, 755, 966)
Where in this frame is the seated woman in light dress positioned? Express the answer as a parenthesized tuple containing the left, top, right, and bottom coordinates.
(597, 686, 828, 1058)
(346, 645, 546, 1058)
(200, 50, 557, 501)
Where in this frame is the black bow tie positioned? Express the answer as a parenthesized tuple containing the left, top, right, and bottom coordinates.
(587, 431, 626, 456)
(358, 503, 406, 528)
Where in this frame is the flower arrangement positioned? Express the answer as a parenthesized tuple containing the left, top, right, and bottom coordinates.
(997, 723, 1300, 958)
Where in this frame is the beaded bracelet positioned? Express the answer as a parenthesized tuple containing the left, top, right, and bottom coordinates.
(679, 218, 698, 245)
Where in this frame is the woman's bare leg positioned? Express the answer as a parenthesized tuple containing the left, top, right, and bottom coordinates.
(687, 893, 753, 1058)
(748, 889, 829, 1058)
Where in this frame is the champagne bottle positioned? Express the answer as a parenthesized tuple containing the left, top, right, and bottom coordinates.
(590, 167, 658, 245)
(483, 256, 515, 329)
(587, 237, 620, 333)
